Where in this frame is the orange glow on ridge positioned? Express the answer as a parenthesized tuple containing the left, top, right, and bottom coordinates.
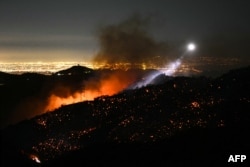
(45, 71, 136, 112)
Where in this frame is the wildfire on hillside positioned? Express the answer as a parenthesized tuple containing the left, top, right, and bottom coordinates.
(45, 70, 138, 111)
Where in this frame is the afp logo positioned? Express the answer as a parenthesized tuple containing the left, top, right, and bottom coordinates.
(228, 155, 246, 163)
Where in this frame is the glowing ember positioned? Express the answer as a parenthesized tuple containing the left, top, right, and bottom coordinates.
(191, 101, 200, 108)
(29, 154, 41, 163)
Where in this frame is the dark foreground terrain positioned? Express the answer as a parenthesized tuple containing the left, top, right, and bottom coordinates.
(1, 66, 250, 167)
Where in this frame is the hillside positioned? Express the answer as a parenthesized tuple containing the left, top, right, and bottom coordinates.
(1, 66, 250, 166)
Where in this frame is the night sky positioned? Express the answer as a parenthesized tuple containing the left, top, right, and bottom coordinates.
(0, 0, 249, 63)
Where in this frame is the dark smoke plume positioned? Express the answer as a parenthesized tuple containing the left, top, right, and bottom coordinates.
(94, 15, 169, 66)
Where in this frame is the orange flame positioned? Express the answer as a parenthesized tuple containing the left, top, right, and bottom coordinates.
(45, 71, 136, 112)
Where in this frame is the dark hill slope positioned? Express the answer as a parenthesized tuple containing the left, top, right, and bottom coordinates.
(1, 66, 250, 167)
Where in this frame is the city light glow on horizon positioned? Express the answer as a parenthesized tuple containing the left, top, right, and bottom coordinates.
(0, 49, 93, 63)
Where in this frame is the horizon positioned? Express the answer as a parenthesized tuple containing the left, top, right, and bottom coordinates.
(1, 1, 249, 66)
(0, 56, 248, 77)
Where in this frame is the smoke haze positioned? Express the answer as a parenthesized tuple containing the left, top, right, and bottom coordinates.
(94, 15, 169, 66)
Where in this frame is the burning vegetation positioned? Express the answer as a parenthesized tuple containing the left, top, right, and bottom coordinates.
(45, 15, 170, 112)
(45, 70, 139, 111)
